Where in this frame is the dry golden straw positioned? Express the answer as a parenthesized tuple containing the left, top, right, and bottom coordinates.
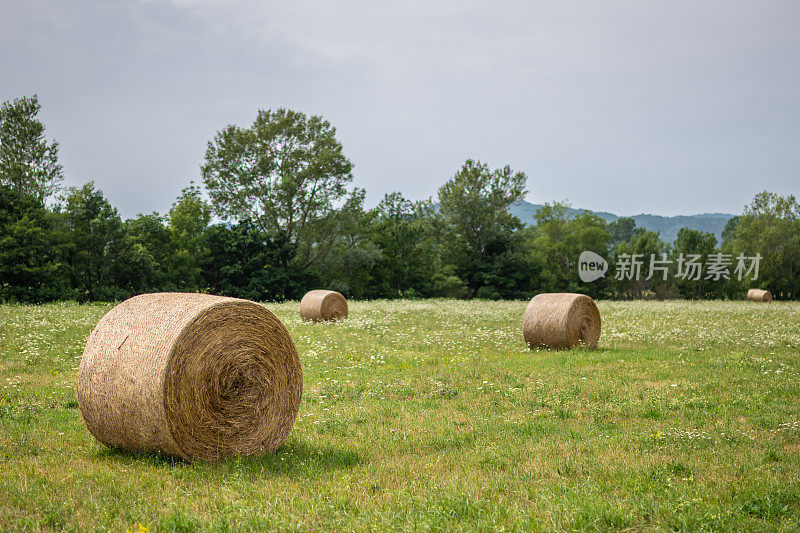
(523, 293, 601, 350)
(747, 288, 773, 302)
(77, 292, 302, 462)
(299, 290, 348, 322)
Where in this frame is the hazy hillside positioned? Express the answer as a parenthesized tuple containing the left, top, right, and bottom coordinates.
(510, 200, 734, 243)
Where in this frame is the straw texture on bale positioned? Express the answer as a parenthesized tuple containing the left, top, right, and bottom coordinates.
(77, 292, 302, 461)
(747, 288, 773, 302)
(523, 293, 601, 350)
(299, 290, 348, 322)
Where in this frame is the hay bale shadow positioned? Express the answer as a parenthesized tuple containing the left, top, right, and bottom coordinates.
(94, 438, 361, 478)
(238, 439, 362, 476)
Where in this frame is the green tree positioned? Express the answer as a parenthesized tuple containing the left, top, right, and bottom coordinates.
(531, 203, 610, 297)
(473, 230, 547, 300)
(0, 95, 63, 201)
(0, 185, 70, 302)
(607, 217, 642, 248)
(530, 202, 572, 292)
(721, 216, 739, 249)
(361, 193, 461, 298)
(204, 221, 316, 301)
(168, 183, 212, 291)
(566, 212, 611, 297)
(729, 191, 800, 299)
(610, 230, 672, 298)
(201, 108, 358, 267)
(438, 159, 527, 297)
(118, 213, 172, 294)
(62, 182, 125, 301)
(672, 228, 718, 299)
(315, 239, 383, 299)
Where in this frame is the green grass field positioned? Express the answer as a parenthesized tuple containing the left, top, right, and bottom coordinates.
(1, 299, 799, 531)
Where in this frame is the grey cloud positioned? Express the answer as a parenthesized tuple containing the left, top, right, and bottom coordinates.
(1, 0, 798, 218)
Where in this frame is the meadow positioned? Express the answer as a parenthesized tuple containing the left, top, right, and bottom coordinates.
(1, 299, 799, 531)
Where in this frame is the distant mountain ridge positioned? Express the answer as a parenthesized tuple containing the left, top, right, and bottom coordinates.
(509, 200, 734, 243)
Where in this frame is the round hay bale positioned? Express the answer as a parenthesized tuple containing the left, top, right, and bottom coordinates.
(77, 292, 302, 462)
(299, 290, 348, 322)
(747, 288, 773, 302)
(523, 293, 601, 350)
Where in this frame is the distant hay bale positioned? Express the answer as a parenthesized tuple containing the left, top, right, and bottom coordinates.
(299, 290, 348, 322)
(77, 292, 302, 462)
(747, 288, 773, 302)
(523, 293, 601, 350)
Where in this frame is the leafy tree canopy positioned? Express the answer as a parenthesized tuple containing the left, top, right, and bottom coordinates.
(0, 95, 62, 201)
(438, 159, 527, 296)
(202, 108, 357, 267)
(731, 191, 800, 298)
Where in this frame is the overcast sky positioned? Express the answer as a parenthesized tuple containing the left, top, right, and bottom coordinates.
(2, 0, 798, 218)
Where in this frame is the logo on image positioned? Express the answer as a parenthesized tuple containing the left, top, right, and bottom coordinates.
(578, 251, 608, 282)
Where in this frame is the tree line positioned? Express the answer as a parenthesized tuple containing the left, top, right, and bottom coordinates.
(1, 95, 798, 303)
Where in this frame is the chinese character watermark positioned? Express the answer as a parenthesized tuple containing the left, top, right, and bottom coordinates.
(579, 252, 762, 282)
(614, 253, 643, 281)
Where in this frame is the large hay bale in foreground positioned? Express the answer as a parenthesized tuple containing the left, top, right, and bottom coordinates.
(299, 290, 348, 322)
(523, 293, 601, 350)
(77, 292, 302, 461)
(747, 288, 773, 302)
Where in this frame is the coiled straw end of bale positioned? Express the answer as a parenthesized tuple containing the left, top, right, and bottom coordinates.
(523, 293, 601, 350)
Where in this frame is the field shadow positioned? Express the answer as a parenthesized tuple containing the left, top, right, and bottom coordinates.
(237, 439, 362, 476)
(95, 438, 361, 477)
